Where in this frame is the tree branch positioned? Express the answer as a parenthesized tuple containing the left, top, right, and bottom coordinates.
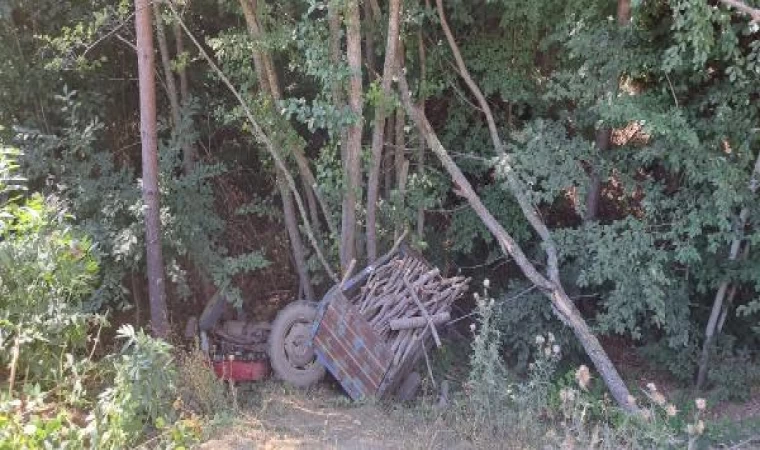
(718, 0, 760, 23)
(167, 0, 339, 283)
(434, 0, 560, 283)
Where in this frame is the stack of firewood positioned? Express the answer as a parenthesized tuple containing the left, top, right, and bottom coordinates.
(350, 254, 469, 366)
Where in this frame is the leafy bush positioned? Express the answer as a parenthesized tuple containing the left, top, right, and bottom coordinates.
(0, 326, 202, 450)
(87, 325, 179, 449)
(0, 385, 87, 449)
(19, 93, 269, 308)
(461, 285, 711, 448)
(1, 144, 102, 392)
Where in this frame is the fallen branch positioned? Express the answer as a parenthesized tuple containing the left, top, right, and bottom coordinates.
(396, 65, 640, 414)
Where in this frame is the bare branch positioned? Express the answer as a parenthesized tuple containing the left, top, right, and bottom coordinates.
(434, 0, 560, 283)
(718, 0, 760, 23)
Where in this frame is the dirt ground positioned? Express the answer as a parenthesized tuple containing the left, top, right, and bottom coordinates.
(198, 383, 478, 450)
(196, 379, 760, 450)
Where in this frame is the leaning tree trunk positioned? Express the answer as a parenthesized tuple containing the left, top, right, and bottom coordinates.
(366, 0, 402, 262)
(340, 0, 364, 271)
(398, 75, 638, 414)
(135, 0, 169, 338)
(239, 0, 316, 300)
(401, 0, 640, 413)
(168, 2, 338, 284)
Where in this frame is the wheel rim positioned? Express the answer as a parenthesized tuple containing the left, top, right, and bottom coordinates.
(284, 321, 316, 368)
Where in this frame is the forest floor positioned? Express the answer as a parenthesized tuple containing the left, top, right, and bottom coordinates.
(196, 380, 760, 450)
(198, 382, 479, 450)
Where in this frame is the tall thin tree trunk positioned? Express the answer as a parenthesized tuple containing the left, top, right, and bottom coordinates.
(363, 0, 377, 81)
(240, 0, 335, 238)
(366, 0, 402, 262)
(155, 2, 196, 175)
(584, 128, 610, 222)
(173, 22, 189, 102)
(394, 106, 407, 239)
(697, 208, 751, 389)
(153, 2, 181, 129)
(340, 0, 364, 271)
(278, 176, 316, 301)
(328, 1, 348, 165)
(416, 31, 427, 239)
(136, 0, 169, 338)
(383, 115, 394, 198)
(172, 16, 195, 172)
(169, 2, 338, 283)
(584, 0, 630, 222)
(697, 124, 760, 390)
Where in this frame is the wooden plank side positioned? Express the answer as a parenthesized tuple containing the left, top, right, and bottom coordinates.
(314, 320, 376, 397)
(319, 306, 386, 383)
(326, 299, 392, 370)
(312, 296, 393, 399)
(316, 306, 385, 389)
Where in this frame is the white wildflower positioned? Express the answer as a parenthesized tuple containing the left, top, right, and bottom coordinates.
(651, 391, 667, 406)
(575, 365, 591, 390)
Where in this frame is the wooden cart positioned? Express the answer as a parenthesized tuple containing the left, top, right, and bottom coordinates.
(310, 244, 468, 400)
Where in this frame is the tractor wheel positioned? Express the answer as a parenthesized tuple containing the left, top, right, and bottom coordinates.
(268, 301, 326, 388)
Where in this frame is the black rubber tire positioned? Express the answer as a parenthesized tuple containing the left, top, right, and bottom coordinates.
(268, 301, 326, 388)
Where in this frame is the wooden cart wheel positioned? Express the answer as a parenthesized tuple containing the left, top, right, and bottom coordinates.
(269, 301, 326, 388)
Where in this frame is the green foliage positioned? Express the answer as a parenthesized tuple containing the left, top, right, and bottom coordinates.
(18, 92, 269, 307)
(466, 284, 511, 422)
(0, 385, 87, 449)
(87, 325, 178, 449)
(0, 191, 101, 390)
(506, 120, 595, 210)
(493, 282, 578, 370)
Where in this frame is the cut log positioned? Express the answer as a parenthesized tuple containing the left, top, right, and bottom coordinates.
(390, 313, 450, 330)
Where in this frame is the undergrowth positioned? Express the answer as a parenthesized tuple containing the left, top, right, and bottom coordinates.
(453, 282, 711, 449)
